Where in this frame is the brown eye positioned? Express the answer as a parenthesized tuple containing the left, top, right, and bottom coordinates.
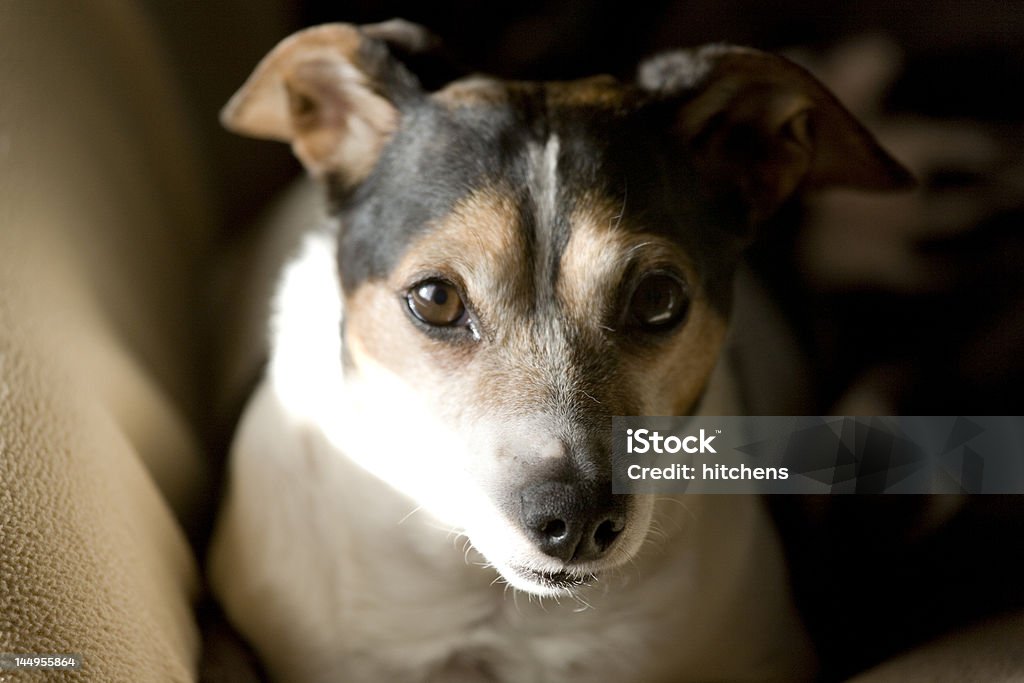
(628, 272, 688, 331)
(407, 280, 467, 327)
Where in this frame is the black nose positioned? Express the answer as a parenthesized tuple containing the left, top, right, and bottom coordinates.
(519, 480, 626, 563)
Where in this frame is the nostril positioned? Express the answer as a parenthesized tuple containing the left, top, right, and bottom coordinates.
(540, 518, 568, 541)
(593, 518, 623, 551)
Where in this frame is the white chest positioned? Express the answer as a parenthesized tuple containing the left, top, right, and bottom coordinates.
(210, 384, 812, 683)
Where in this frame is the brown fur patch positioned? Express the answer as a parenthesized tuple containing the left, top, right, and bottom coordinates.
(435, 75, 628, 112)
(544, 75, 627, 109)
(560, 195, 729, 415)
(434, 77, 510, 108)
(645, 311, 729, 414)
(396, 185, 529, 322)
(343, 185, 527, 380)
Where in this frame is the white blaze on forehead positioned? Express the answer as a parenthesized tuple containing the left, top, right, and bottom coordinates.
(528, 134, 561, 234)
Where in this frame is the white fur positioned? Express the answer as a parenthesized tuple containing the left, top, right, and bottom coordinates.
(209, 227, 815, 682)
(529, 135, 561, 228)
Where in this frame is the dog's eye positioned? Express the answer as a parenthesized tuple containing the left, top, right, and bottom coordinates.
(628, 273, 689, 331)
(407, 280, 467, 327)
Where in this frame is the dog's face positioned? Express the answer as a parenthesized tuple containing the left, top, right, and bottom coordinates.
(333, 79, 737, 592)
(225, 21, 910, 595)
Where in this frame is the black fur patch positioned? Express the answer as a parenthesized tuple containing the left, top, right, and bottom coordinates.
(334, 80, 741, 315)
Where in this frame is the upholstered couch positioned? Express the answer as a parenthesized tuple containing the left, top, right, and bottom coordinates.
(0, 2, 291, 679)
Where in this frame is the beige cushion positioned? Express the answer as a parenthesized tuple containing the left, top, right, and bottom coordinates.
(0, 2, 212, 678)
(848, 610, 1024, 682)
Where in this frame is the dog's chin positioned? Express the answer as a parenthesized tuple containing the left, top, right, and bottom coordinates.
(498, 563, 596, 597)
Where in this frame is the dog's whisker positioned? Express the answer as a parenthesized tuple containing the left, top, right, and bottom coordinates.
(645, 522, 669, 541)
(611, 185, 628, 231)
(646, 517, 671, 541)
(440, 527, 469, 550)
(612, 564, 633, 588)
(396, 505, 423, 525)
(601, 544, 644, 588)
(624, 240, 653, 258)
(625, 555, 643, 586)
(638, 536, 670, 563)
(638, 532, 671, 552)
(655, 496, 696, 530)
(428, 523, 466, 540)
(571, 592, 595, 612)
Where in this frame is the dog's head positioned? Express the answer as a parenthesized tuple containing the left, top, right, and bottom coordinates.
(225, 21, 910, 595)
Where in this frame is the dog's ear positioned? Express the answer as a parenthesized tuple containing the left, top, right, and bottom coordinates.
(221, 20, 445, 184)
(638, 45, 914, 224)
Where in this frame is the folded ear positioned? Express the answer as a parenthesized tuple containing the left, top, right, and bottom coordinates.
(221, 20, 442, 185)
(638, 45, 914, 225)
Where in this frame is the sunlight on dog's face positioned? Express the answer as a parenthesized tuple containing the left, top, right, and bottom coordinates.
(330, 83, 733, 593)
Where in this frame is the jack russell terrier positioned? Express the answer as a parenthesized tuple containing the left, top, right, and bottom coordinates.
(208, 19, 911, 682)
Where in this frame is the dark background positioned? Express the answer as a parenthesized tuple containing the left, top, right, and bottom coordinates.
(169, 2, 1024, 680)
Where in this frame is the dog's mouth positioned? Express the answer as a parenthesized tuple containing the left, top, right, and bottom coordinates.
(507, 565, 595, 592)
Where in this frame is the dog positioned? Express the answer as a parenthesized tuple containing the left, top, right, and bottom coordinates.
(208, 19, 911, 682)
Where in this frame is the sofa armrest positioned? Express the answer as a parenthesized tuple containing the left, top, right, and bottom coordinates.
(1, 2, 214, 679)
(848, 610, 1024, 682)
